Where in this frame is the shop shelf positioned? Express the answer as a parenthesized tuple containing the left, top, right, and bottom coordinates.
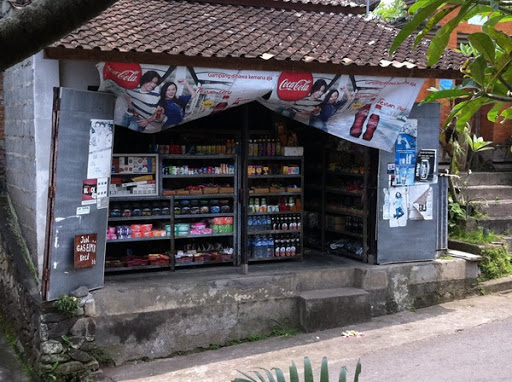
(174, 193, 235, 200)
(161, 154, 236, 160)
(174, 213, 235, 219)
(247, 230, 301, 235)
(111, 172, 156, 176)
(174, 258, 234, 267)
(324, 228, 363, 239)
(324, 187, 363, 196)
(162, 174, 235, 179)
(325, 208, 366, 217)
(248, 255, 302, 262)
(248, 156, 303, 161)
(327, 171, 364, 178)
(108, 215, 171, 222)
(105, 264, 171, 273)
(248, 192, 302, 197)
(108, 196, 170, 202)
(248, 211, 302, 216)
(106, 237, 171, 243)
(174, 233, 234, 239)
(248, 174, 301, 179)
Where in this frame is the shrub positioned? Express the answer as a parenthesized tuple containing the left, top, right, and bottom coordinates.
(479, 246, 512, 281)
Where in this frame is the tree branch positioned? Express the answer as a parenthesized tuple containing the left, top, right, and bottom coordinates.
(0, 0, 117, 71)
(499, 75, 512, 93)
(479, 92, 512, 102)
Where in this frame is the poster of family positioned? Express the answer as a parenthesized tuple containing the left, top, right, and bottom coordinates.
(97, 62, 424, 152)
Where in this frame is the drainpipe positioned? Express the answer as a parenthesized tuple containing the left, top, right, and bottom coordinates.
(366, 0, 370, 18)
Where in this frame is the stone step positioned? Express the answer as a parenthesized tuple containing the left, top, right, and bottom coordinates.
(461, 185, 512, 201)
(458, 172, 512, 186)
(298, 287, 370, 333)
(471, 199, 512, 218)
(472, 217, 512, 235)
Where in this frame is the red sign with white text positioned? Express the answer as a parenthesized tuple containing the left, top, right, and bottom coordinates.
(103, 62, 141, 89)
(277, 72, 313, 101)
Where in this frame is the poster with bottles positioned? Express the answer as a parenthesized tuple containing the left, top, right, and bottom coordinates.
(392, 119, 417, 186)
(97, 63, 423, 152)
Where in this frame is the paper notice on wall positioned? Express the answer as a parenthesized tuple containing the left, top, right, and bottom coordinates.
(408, 184, 433, 220)
(382, 188, 390, 220)
(389, 186, 408, 227)
(82, 179, 97, 205)
(414, 149, 437, 184)
(87, 119, 114, 179)
(96, 177, 109, 209)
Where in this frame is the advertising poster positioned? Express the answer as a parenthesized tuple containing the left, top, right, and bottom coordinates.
(415, 149, 437, 183)
(87, 119, 114, 179)
(408, 185, 433, 220)
(82, 179, 97, 205)
(388, 186, 408, 228)
(392, 119, 417, 186)
(97, 63, 424, 152)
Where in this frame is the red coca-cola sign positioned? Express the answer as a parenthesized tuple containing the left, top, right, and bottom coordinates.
(103, 62, 142, 89)
(277, 72, 313, 101)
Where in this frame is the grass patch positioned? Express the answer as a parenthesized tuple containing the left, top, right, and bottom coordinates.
(450, 226, 502, 245)
(478, 246, 512, 281)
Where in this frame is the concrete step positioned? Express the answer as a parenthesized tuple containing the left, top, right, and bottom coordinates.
(461, 185, 512, 201)
(472, 217, 512, 235)
(458, 172, 512, 186)
(471, 199, 512, 218)
(298, 287, 370, 333)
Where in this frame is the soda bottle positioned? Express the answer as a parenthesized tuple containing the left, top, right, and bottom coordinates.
(275, 238, 281, 257)
(363, 114, 380, 141)
(267, 235, 275, 257)
(349, 104, 371, 138)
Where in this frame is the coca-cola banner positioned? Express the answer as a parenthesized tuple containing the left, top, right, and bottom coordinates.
(97, 63, 424, 151)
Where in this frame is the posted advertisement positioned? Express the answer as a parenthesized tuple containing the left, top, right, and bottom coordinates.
(97, 63, 424, 151)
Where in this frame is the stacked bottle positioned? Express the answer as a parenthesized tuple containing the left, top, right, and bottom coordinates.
(249, 235, 300, 259)
(248, 214, 301, 232)
(248, 137, 281, 156)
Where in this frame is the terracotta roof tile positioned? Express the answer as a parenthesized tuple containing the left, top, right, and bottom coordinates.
(47, 0, 465, 77)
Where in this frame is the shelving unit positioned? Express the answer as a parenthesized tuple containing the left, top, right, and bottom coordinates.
(105, 153, 239, 272)
(322, 148, 370, 261)
(110, 154, 159, 198)
(245, 155, 304, 262)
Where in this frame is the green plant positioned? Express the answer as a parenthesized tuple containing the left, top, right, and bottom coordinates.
(478, 245, 512, 281)
(450, 226, 502, 244)
(55, 295, 80, 317)
(448, 199, 467, 231)
(234, 357, 361, 382)
(89, 347, 115, 367)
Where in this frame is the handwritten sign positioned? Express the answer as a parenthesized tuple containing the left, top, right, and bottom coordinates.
(74, 233, 97, 268)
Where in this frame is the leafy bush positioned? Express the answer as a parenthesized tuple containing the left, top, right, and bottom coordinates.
(479, 246, 512, 281)
(234, 357, 361, 382)
(55, 295, 80, 317)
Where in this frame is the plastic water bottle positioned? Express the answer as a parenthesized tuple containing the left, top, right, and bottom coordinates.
(248, 216, 254, 232)
(255, 235, 263, 258)
(266, 215, 272, 230)
(267, 235, 275, 257)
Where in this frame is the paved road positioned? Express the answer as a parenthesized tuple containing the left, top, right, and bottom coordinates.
(101, 291, 512, 382)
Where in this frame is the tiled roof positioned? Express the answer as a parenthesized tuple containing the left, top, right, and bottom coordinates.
(46, 0, 466, 78)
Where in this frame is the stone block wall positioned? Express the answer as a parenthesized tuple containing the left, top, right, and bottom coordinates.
(3, 58, 39, 266)
(0, 195, 103, 381)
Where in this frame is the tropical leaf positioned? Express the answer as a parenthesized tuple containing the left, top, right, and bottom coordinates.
(422, 88, 472, 103)
(262, 368, 277, 382)
(338, 366, 347, 382)
(487, 102, 505, 122)
(414, 5, 457, 47)
(468, 32, 496, 63)
(273, 368, 286, 382)
(468, 55, 487, 86)
(501, 107, 512, 121)
(390, 0, 447, 54)
(454, 98, 493, 131)
(485, 26, 512, 54)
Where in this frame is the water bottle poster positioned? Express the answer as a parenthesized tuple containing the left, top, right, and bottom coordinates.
(393, 119, 417, 187)
(97, 62, 423, 151)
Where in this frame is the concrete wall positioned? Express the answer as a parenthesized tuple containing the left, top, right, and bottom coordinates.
(4, 52, 58, 274)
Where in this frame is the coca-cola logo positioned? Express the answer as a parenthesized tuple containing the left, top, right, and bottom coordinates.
(277, 72, 313, 101)
(103, 62, 142, 89)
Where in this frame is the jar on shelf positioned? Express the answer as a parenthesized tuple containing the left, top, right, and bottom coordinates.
(219, 199, 230, 213)
(122, 205, 132, 217)
(151, 203, 161, 216)
(142, 204, 152, 216)
(132, 204, 142, 216)
(200, 200, 211, 214)
(174, 201, 181, 215)
(161, 202, 170, 216)
(110, 204, 121, 218)
(208, 200, 219, 214)
(180, 200, 191, 215)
